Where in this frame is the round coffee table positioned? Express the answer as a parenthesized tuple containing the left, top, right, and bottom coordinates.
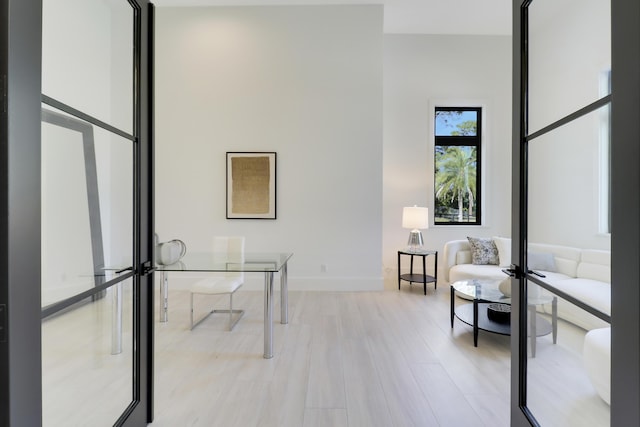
(450, 279, 557, 357)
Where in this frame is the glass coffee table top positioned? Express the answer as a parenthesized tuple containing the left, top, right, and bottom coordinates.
(452, 279, 508, 304)
(451, 279, 554, 306)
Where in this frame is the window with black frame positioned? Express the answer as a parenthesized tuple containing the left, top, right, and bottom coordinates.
(434, 107, 481, 225)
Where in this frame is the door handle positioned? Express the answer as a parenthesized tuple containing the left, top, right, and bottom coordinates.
(502, 264, 524, 279)
(527, 269, 546, 278)
(141, 261, 157, 276)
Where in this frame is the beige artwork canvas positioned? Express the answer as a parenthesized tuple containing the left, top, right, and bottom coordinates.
(226, 152, 276, 219)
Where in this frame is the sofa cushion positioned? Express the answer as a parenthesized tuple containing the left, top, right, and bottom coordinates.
(456, 250, 472, 265)
(492, 236, 511, 267)
(467, 237, 499, 265)
(449, 264, 508, 283)
(534, 271, 572, 283)
(528, 251, 557, 272)
(443, 239, 471, 282)
(554, 278, 611, 316)
(541, 277, 611, 330)
(578, 250, 611, 283)
(529, 243, 581, 277)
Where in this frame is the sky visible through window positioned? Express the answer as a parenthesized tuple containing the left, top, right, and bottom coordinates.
(435, 111, 478, 136)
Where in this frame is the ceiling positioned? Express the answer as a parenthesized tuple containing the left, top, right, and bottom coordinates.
(151, 0, 512, 35)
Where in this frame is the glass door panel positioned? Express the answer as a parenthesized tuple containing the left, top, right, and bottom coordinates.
(42, 0, 134, 133)
(41, 105, 133, 307)
(515, 0, 612, 424)
(41, 0, 140, 425)
(527, 106, 610, 246)
(526, 108, 611, 426)
(525, 285, 610, 427)
(42, 278, 134, 426)
(527, 0, 611, 134)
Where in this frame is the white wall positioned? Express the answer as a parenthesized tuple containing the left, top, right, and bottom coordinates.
(383, 34, 513, 282)
(155, 6, 384, 291)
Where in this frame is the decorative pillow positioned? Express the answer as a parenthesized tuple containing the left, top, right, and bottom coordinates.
(492, 236, 511, 267)
(528, 251, 557, 272)
(498, 277, 512, 296)
(467, 237, 499, 265)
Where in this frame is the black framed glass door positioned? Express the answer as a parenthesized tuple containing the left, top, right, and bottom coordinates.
(511, 0, 621, 425)
(0, 0, 154, 425)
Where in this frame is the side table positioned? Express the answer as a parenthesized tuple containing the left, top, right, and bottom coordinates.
(398, 249, 438, 295)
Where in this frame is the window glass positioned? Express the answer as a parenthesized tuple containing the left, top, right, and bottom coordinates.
(434, 108, 481, 225)
(435, 110, 478, 136)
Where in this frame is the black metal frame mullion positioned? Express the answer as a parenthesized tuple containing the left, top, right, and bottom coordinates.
(1, 1, 43, 425)
(512, 0, 535, 425)
(42, 94, 135, 142)
(117, 1, 154, 425)
(115, 1, 145, 425)
(518, 1, 532, 423)
(526, 95, 611, 142)
(41, 272, 135, 319)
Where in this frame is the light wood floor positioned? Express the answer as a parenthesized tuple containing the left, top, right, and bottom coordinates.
(150, 281, 609, 427)
(41, 280, 610, 426)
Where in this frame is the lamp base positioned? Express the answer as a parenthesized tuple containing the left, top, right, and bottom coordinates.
(407, 229, 424, 253)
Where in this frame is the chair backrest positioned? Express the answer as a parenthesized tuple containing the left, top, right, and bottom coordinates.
(212, 236, 245, 279)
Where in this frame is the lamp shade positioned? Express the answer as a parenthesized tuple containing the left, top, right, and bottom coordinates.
(402, 206, 429, 229)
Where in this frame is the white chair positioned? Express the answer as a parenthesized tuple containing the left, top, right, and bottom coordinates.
(190, 236, 245, 331)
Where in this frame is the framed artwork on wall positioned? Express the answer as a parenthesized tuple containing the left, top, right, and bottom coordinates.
(226, 152, 277, 219)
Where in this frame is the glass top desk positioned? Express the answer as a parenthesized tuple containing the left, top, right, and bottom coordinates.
(156, 252, 293, 359)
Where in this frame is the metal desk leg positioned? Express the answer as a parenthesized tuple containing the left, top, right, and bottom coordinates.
(111, 282, 122, 355)
(529, 303, 537, 357)
(264, 271, 274, 359)
(160, 270, 169, 323)
(552, 296, 558, 344)
(280, 262, 288, 324)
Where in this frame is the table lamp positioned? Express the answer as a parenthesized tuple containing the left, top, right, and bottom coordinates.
(402, 206, 429, 252)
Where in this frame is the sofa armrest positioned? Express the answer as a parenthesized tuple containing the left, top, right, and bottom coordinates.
(443, 239, 471, 282)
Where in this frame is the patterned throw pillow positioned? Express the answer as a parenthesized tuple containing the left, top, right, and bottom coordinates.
(467, 236, 499, 265)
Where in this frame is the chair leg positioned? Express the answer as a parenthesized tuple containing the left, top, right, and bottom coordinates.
(190, 292, 194, 330)
(229, 292, 233, 331)
(189, 292, 245, 331)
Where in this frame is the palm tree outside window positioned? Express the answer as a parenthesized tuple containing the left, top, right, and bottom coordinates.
(434, 107, 482, 225)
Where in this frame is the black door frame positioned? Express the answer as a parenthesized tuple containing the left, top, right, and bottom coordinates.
(0, 0, 154, 425)
(0, 0, 43, 425)
(511, 0, 640, 425)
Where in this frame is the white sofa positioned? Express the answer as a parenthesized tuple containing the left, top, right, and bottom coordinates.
(443, 239, 610, 331)
(583, 327, 611, 405)
(444, 238, 612, 404)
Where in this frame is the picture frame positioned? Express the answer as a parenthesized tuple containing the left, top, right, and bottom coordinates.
(226, 152, 277, 219)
